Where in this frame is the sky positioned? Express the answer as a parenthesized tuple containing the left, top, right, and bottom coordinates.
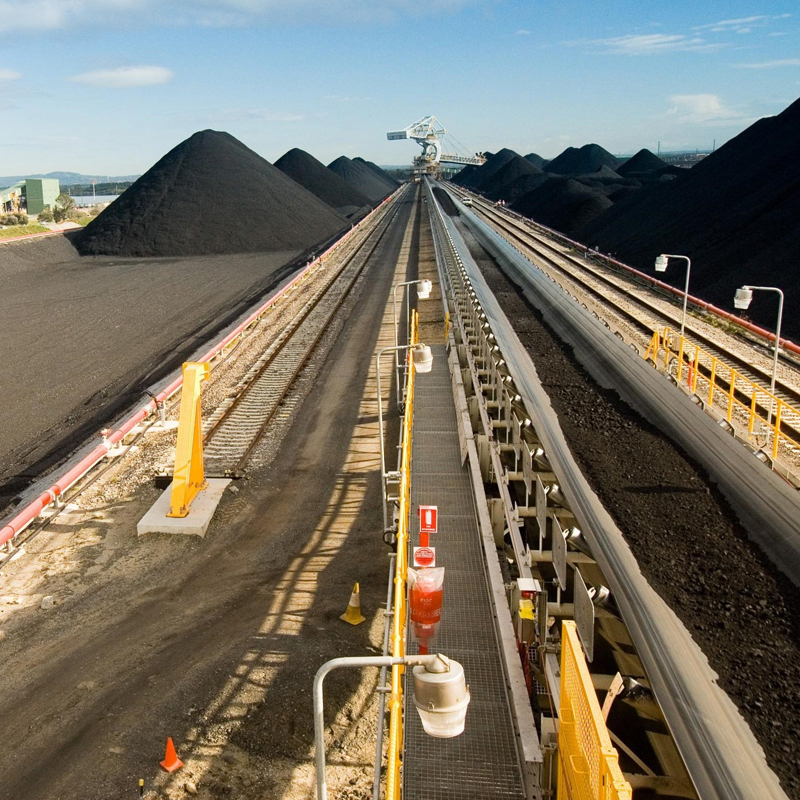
(1, 0, 798, 175)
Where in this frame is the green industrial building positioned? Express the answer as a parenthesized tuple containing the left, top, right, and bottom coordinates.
(0, 178, 60, 215)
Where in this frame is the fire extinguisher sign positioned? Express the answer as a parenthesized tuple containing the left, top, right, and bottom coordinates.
(418, 505, 438, 534)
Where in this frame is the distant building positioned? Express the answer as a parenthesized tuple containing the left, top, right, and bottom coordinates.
(0, 178, 60, 215)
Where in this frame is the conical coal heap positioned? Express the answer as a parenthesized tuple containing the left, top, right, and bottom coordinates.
(75, 130, 348, 258)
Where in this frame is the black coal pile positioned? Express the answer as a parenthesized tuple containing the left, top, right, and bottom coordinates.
(524, 152, 547, 169)
(275, 148, 371, 216)
(75, 130, 347, 258)
(453, 148, 519, 190)
(452, 164, 479, 186)
(353, 157, 400, 190)
(327, 156, 393, 202)
(547, 143, 621, 175)
(582, 95, 800, 339)
(497, 172, 552, 204)
(575, 165, 625, 183)
(511, 177, 612, 238)
(480, 155, 543, 201)
(617, 148, 668, 177)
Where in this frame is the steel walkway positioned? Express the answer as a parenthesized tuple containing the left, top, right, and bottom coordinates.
(403, 341, 525, 799)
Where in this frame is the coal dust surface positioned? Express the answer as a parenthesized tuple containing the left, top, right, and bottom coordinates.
(327, 156, 393, 202)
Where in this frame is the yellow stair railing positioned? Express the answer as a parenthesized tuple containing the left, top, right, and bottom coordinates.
(558, 621, 632, 800)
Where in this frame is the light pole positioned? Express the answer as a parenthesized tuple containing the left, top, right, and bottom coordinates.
(376, 342, 433, 533)
(314, 653, 469, 800)
(734, 285, 784, 433)
(393, 280, 433, 404)
(655, 253, 691, 337)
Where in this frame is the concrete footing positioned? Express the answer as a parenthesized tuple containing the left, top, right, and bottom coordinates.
(137, 479, 231, 537)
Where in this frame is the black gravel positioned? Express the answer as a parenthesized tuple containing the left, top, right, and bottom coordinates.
(546, 143, 621, 175)
(327, 156, 393, 203)
(274, 147, 371, 216)
(524, 152, 547, 169)
(456, 219, 800, 799)
(74, 130, 347, 258)
(581, 96, 800, 339)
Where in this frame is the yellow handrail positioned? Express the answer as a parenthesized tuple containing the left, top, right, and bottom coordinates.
(385, 310, 418, 800)
(645, 327, 799, 459)
(558, 621, 632, 800)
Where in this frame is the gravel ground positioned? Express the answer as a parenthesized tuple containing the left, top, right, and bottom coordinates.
(455, 218, 800, 799)
(0, 235, 304, 512)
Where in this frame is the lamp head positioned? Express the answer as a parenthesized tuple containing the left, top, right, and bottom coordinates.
(412, 344, 434, 374)
(654, 254, 668, 273)
(418, 280, 433, 300)
(412, 655, 470, 738)
(734, 287, 753, 310)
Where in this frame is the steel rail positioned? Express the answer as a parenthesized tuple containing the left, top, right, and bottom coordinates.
(471, 198, 800, 411)
(203, 190, 408, 476)
(429, 181, 794, 800)
(451, 186, 800, 358)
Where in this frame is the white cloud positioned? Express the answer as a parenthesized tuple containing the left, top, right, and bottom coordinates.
(734, 58, 800, 69)
(666, 94, 750, 125)
(71, 65, 174, 87)
(0, 69, 22, 80)
(0, 0, 481, 32)
(693, 14, 791, 34)
(573, 33, 725, 55)
(516, 28, 530, 35)
(217, 108, 304, 123)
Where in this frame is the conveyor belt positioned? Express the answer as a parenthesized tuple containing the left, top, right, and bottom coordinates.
(403, 343, 525, 800)
(430, 182, 792, 800)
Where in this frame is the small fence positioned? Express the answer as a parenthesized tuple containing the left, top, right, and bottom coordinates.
(558, 621, 632, 800)
(386, 311, 418, 800)
(645, 327, 800, 460)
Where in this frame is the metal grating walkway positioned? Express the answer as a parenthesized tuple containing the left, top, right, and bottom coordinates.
(403, 343, 525, 799)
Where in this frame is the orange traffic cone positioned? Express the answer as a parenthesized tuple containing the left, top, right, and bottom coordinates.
(340, 582, 366, 625)
(160, 737, 183, 773)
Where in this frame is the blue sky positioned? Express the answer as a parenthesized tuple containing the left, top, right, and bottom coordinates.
(1, 0, 798, 175)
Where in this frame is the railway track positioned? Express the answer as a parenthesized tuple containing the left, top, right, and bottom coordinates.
(461, 192, 800, 452)
(202, 187, 407, 477)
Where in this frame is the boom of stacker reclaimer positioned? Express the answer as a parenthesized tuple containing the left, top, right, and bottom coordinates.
(387, 116, 486, 176)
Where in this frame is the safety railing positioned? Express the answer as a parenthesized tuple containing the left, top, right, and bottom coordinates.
(645, 327, 800, 459)
(386, 311, 418, 800)
(558, 621, 632, 800)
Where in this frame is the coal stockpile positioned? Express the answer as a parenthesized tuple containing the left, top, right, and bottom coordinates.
(617, 148, 669, 177)
(582, 96, 800, 339)
(494, 172, 552, 205)
(546, 143, 621, 175)
(453, 148, 519, 190)
(456, 220, 800, 799)
(511, 177, 612, 238)
(274, 148, 371, 216)
(451, 164, 479, 186)
(327, 156, 392, 203)
(74, 130, 348, 258)
(524, 152, 547, 169)
(479, 155, 542, 202)
(353, 157, 400, 190)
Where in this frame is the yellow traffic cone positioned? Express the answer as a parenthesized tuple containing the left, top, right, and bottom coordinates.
(340, 582, 366, 625)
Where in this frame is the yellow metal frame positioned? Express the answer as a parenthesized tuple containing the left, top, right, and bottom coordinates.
(386, 311, 418, 800)
(168, 362, 210, 517)
(646, 327, 799, 460)
(558, 621, 632, 800)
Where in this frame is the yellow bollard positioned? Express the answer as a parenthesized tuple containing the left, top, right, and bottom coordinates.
(167, 362, 210, 517)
